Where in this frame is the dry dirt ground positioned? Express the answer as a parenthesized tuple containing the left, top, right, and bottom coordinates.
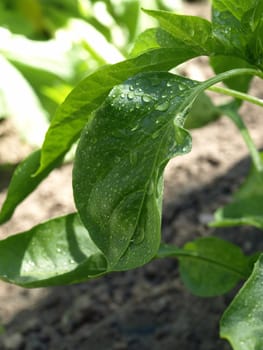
(0, 2, 263, 349)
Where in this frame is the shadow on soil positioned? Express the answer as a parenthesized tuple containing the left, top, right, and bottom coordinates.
(0, 153, 262, 350)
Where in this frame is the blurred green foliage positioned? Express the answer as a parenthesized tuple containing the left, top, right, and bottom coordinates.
(0, 0, 181, 147)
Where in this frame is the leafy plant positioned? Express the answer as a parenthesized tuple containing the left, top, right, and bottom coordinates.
(1, 0, 263, 348)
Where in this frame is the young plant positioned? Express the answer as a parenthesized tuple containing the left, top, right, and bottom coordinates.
(1, 1, 263, 348)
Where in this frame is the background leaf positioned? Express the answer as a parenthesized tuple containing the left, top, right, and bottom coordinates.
(0, 213, 107, 287)
(184, 92, 220, 129)
(220, 254, 263, 350)
(178, 237, 250, 297)
(210, 56, 254, 92)
(211, 153, 263, 230)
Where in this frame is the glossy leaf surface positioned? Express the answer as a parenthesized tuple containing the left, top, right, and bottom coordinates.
(0, 213, 106, 287)
(220, 254, 263, 349)
(143, 9, 214, 54)
(73, 72, 203, 271)
(36, 48, 198, 176)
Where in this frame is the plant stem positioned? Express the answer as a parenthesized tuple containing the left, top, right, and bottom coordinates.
(180, 68, 263, 114)
(208, 85, 263, 108)
(221, 107, 263, 172)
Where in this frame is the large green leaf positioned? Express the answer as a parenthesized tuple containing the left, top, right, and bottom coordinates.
(0, 150, 62, 225)
(73, 68, 258, 271)
(143, 9, 214, 54)
(73, 72, 203, 271)
(130, 27, 197, 57)
(220, 254, 263, 350)
(36, 48, 198, 176)
(211, 153, 263, 230)
(0, 213, 107, 287)
(179, 237, 249, 297)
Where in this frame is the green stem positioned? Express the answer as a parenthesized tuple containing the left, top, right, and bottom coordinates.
(208, 85, 263, 108)
(221, 107, 263, 172)
(180, 68, 263, 113)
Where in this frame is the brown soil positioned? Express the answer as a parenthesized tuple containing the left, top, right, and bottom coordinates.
(1, 2, 263, 349)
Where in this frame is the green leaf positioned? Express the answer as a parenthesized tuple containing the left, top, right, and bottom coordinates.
(211, 0, 263, 68)
(157, 237, 250, 297)
(220, 254, 263, 350)
(143, 9, 214, 54)
(184, 92, 220, 129)
(0, 213, 107, 287)
(36, 48, 198, 176)
(211, 153, 263, 230)
(178, 237, 250, 297)
(130, 27, 197, 57)
(212, 0, 258, 22)
(210, 56, 253, 92)
(73, 71, 203, 271)
(211, 5, 251, 58)
(0, 150, 62, 225)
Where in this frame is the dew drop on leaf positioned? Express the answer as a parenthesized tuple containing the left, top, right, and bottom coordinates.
(155, 101, 170, 111)
(127, 92, 134, 100)
(142, 95, 152, 103)
(178, 84, 185, 91)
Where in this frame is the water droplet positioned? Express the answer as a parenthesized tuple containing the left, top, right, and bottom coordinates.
(120, 93, 125, 98)
(175, 112, 185, 126)
(56, 248, 62, 253)
(166, 81, 172, 87)
(178, 84, 185, 91)
(142, 95, 151, 103)
(129, 85, 134, 91)
(155, 101, 170, 111)
(127, 92, 134, 100)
